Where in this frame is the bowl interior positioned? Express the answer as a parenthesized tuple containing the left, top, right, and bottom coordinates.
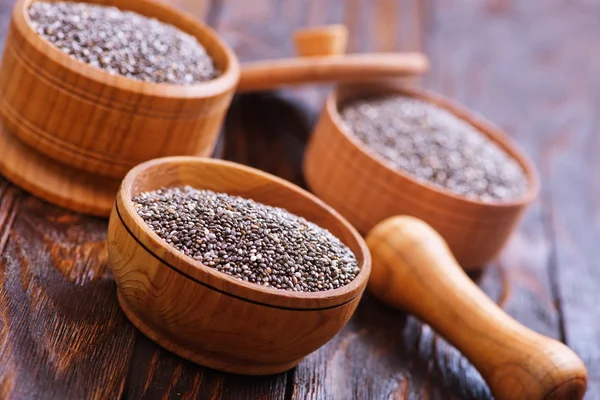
(331, 83, 540, 207)
(22, 0, 237, 93)
(119, 157, 370, 305)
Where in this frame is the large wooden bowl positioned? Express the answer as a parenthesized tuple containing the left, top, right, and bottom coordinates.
(0, 0, 239, 215)
(303, 84, 540, 269)
(107, 157, 371, 375)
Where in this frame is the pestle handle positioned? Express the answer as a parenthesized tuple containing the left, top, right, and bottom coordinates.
(366, 216, 587, 400)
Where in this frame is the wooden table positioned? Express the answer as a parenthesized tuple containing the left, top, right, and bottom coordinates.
(0, 0, 598, 399)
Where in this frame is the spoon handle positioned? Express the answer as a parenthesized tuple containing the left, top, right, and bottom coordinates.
(366, 216, 587, 400)
(238, 53, 429, 92)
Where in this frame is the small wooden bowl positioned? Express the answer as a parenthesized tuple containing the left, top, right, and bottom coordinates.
(303, 83, 540, 269)
(107, 157, 371, 375)
(0, 0, 239, 214)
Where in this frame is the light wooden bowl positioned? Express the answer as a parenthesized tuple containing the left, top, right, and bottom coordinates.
(303, 83, 540, 269)
(0, 0, 239, 215)
(107, 156, 371, 375)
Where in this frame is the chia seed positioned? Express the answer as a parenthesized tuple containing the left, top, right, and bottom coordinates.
(340, 95, 529, 202)
(28, 1, 219, 85)
(133, 186, 360, 292)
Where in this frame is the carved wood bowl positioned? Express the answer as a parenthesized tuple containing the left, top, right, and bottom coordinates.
(303, 83, 540, 269)
(107, 156, 371, 375)
(0, 0, 239, 216)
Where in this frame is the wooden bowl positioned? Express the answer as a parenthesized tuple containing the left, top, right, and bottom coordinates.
(303, 83, 540, 269)
(107, 156, 371, 375)
(0, 0, 239, 215)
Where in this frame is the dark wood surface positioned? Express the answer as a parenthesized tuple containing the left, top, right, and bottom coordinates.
(0, 0, 597, 399)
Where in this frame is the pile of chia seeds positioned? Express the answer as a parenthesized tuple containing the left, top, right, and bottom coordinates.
(28, 1, 219, 85)
(340, 95, 529, 202)
(133, 186, 360, 292)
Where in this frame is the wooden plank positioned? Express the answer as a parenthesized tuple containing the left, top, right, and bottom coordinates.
(123, 333, 287, 400)
(493, 1, 600, 394)
(0, 180, 137, 399)
(0, 0, 139, 397)
(425, 0, 588, 395)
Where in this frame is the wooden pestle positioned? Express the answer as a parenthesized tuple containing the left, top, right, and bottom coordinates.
(366, 216, 587, 400)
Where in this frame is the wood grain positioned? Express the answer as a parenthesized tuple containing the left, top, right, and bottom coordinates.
(0, 180, 136, 399)
(123, 332, 288, 400)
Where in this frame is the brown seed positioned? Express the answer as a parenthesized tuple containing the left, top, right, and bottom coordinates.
(133, 186, 360, 293)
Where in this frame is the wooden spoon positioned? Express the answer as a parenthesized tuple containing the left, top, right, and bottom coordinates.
(237, 25, 429, 92)
(366, 216, 587, 400)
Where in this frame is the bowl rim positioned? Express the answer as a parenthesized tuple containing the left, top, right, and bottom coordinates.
(328, 83, 540, 209)
(114, 156, 371, 310)
(17, 0, 240, 99)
